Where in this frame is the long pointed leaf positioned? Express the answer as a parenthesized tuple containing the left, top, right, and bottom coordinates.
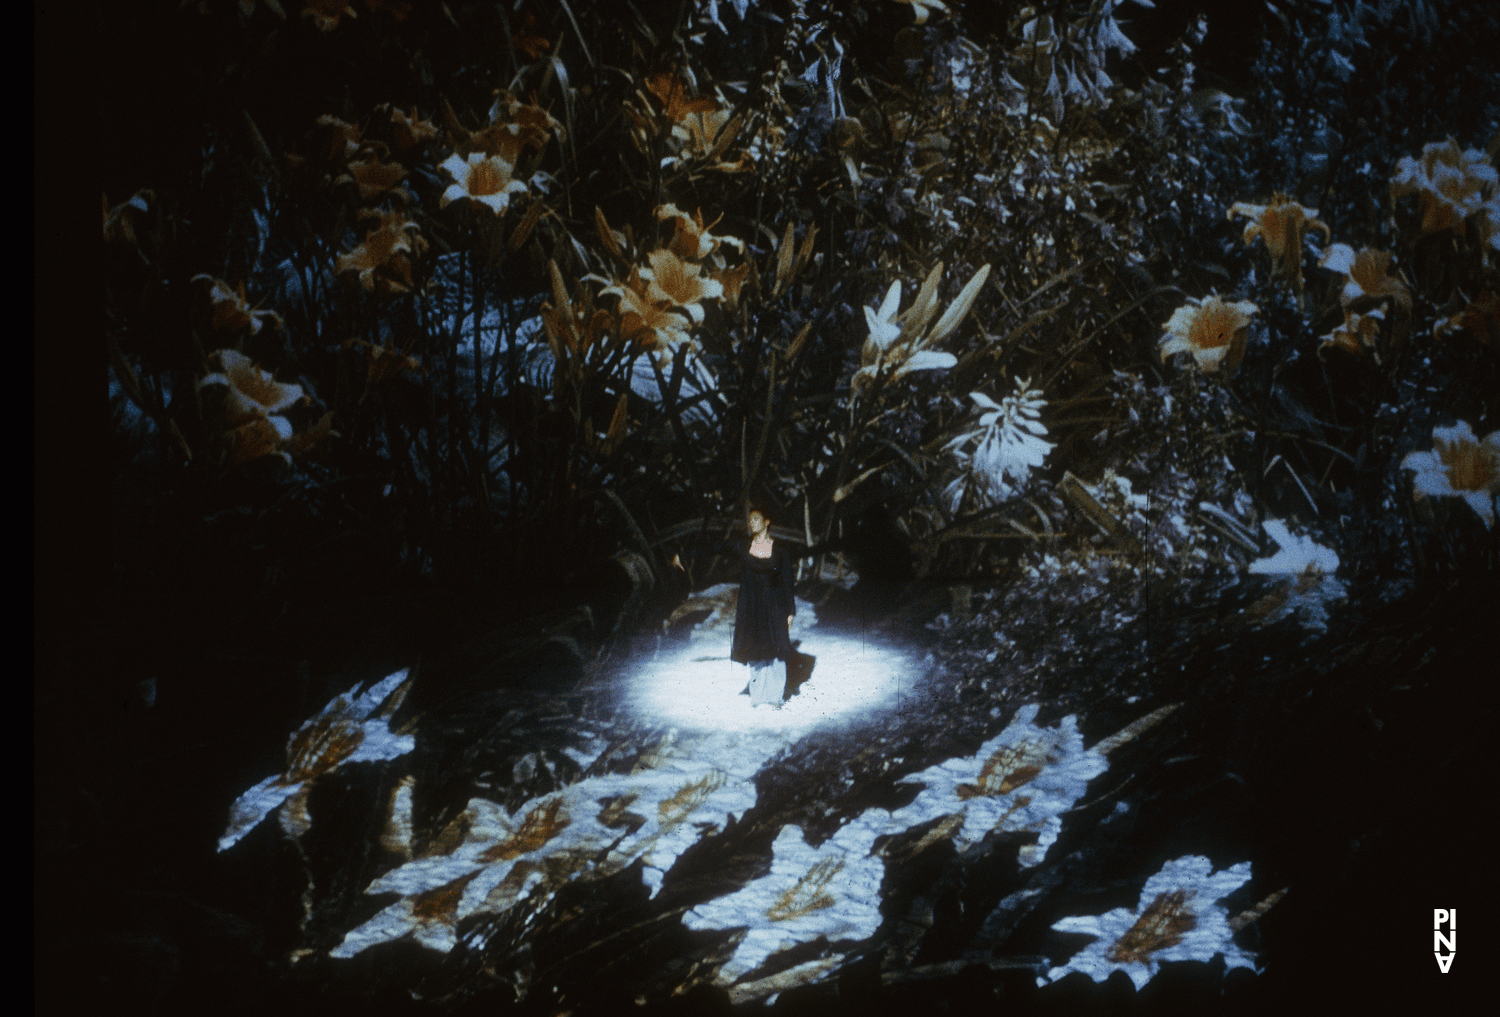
(774, 221, 796, 297)
(927, 264, 991, 345)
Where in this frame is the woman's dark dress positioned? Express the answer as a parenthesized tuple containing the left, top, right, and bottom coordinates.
(728, 538, 796, 665)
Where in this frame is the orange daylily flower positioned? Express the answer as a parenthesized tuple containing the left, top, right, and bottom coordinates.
(197, 348, 306, 465)
(639, 249, 723, 322)
(673, 107, 750, 169)
(339, 152, 408, 202)
(1228, 193, 1331, 291)
(1390, 138, 1498, 236)
(192, 276, 283, 336)
(344, 338, 423, 397)
(439, 152, 529, 215)
(491, 92, 565, 143)
(1159, 295, 1258, 375)
(196, 349, 337, 465)
(1435, 289, 1499, 346)
(314, 115, 362, 163)
(712, 262, 751, 312)
(461, 96, 561, 166)
(202, 348, 303, 424)
(1401, 421, 1500, 528)
(655, 203, 743, 260)
(388, 107, 439, 152)
(335, 211, 427, 294)
(1317, 310, 1383, 360)
(600, 272, 694, 363)
(466, 123, 532, 166)
(645, 73, 718, 124)
(1318, 244, 1412, 312)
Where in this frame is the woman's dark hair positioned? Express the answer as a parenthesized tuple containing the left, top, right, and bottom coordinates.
(745, 502, 774, 523)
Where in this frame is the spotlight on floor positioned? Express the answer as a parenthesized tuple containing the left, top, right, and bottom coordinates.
(629, 631, 914, 733)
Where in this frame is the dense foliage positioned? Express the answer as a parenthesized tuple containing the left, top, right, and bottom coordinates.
(106, 1, 1497, 629)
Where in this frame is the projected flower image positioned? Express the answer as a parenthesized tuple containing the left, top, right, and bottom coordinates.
(884, 704, 1108, 867)
(683, 817, 886, 986)
(219, 670, 414, 852)
(1039, 855, 1258, 990)
(330, 741, 762, 956)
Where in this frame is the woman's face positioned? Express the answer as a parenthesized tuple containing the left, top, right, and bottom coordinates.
(748, 510, 768, 537)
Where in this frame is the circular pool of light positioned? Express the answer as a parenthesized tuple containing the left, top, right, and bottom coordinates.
(628, 630, 918, 733)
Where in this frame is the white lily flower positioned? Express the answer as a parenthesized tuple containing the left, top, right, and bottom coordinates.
(851, 264, 988, 392)
(1400, 420, 1500, 528)
(439, 152, 529, 215)
(330, 787, 611, 958)
(1246, 520, 1346, 631)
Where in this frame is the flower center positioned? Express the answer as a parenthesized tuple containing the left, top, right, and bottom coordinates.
(282, 712, 364, 784)
(478, 797, 569, 862)
(1107, 888, 1198, 964)
(1191, 306, 1236, 349)
(366, 228, 399, 264)
(468, 158, 509, 196)
(411, 872, 479, 920)
(1439, 439, 1496, 492)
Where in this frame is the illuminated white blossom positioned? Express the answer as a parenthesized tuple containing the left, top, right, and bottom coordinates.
(331, 742, 760, 957)
(851, 263, 989, 392)
(1248, 519, 1339, 576)
(943, 379, 1053, 511)
(1159, 295, 1258, 374)
(330, 789, 606, 957)
(1401, 420, 1500, 528)
(1246, 520, 1346, 630)
(597, 754, 760, 897)
(439, 152, 529, 215)
(1039, 855, 1258, 990)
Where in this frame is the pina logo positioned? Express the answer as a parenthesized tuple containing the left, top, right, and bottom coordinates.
(1434, 909, 1456, 973)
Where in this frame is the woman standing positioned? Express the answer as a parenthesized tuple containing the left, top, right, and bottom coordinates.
(672, 505, 797, 708)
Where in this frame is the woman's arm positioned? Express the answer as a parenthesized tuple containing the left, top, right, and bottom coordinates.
(670, 526, 738, 571)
